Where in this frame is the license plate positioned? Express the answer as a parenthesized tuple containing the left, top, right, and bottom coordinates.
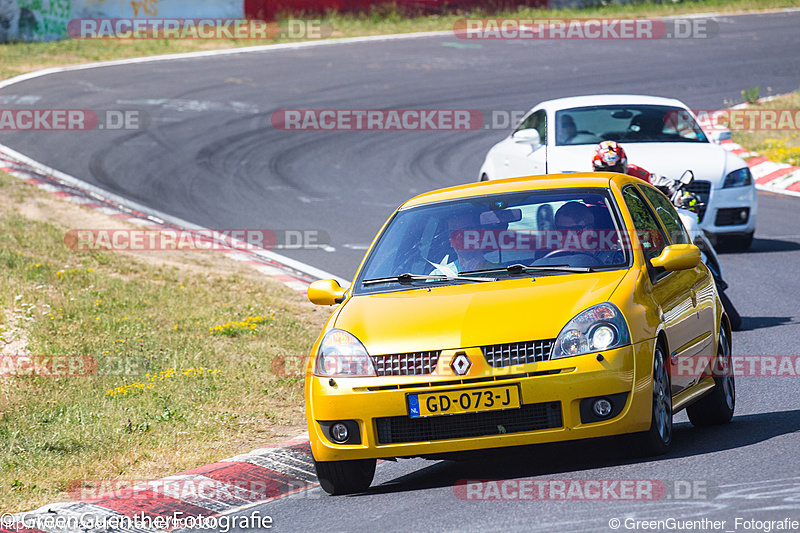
(408, 385, 521, 418)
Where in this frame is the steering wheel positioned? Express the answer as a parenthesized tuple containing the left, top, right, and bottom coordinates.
(540, 249, 603, 266)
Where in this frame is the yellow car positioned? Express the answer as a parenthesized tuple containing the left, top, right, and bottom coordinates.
(305, 173, 734, 495)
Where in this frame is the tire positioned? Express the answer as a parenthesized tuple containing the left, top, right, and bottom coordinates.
(718, 290, 742, 331)
(636, 343, 672, 455)
(315, 458, 376, 495)
(687, 326, 735, 426)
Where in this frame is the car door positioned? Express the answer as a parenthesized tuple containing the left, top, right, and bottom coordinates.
(621, 186, 697, 393)
(638, 185, 716, 385)
(491, 109, 547, 179)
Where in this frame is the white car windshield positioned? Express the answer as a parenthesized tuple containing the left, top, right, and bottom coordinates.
(356, 189, 631, 294)
(555, 105, 709, 146)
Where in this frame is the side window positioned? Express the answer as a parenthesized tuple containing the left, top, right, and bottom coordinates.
(621, 186, 668, 263)
(638, 186, 690, 245)
(514, 109, 546, 145)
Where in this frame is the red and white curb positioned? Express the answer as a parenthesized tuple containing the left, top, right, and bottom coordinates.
(0, 144, 349, 292)
(699, 95, 800, 199)
(719, 139, 800, 198)
(1, 434, 315, 533)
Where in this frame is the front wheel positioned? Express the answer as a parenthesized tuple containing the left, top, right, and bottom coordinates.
(687, 326, 735, 426)
(315, 458, 376, 495)
(635, 343, 672, 455)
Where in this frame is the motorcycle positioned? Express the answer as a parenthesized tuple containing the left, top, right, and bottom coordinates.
(652, 171, 742, 331)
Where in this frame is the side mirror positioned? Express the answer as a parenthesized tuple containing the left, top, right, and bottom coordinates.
(512, 128, 541, 147)
(650, 244, 701, 271)
(308, 279, 346, 306)
(679, 170, 694, 186)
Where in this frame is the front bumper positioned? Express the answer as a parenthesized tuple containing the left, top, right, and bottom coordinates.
(698, 183, 757, 236)
(306, 341, 656, 462)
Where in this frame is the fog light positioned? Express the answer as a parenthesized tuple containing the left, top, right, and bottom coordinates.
(739, 209, 748, 221)
(330, 422, 349, 443)
(592, 398, 613, 418)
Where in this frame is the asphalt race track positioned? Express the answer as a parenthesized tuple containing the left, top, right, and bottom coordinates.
(2, 10, 800, 532)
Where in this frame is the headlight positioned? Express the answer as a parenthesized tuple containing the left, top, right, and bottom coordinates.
(723, 167, 752, 188)
(315, 329, 376, 377)
(551, 303, 631, 359)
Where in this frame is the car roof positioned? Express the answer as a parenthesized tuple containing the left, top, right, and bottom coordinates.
(537, 94, 690, 113)
(401, 172, 638, 209)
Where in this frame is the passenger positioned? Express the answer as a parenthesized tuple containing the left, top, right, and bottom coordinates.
(554, 202, 595, 231)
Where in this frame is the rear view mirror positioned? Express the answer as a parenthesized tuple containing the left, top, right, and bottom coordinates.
(480, 208, 523, 225)
(679, 170, 694, 185)
(512, 128, 541, 147)
(308, 279, 346, 306)
(650, 244, 701, 271)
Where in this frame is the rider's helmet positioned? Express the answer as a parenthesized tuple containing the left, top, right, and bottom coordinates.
(592, 141, 628, 174)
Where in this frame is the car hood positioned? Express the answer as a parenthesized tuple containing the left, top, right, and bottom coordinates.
(335, 270, 629, 355)
(548, 143, 736, 185)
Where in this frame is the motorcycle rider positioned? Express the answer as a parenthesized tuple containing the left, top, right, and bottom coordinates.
(592, 141, 698, 211)
(591, 140, 653, 183)
(591, 142, 739, 329)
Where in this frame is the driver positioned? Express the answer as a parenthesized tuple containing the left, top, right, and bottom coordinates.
(591, 141, 653, 183)
(557, 114, 578, 144)
(541, 202, 603, 260)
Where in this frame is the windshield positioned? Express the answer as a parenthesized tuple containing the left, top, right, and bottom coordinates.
(355, 188, 630, 294)
(555, 105, 709, 146)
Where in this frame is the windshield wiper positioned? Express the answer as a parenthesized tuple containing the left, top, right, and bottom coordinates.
(462, 263, 594, 275)
(362, 272, 497, 286)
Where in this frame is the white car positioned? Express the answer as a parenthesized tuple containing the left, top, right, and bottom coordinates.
(479, 95, 757, 249)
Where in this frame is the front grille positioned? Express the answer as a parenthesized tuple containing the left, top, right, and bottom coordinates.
(372, 351, 440, 376)
(685, 180, 711, 222)
(376, 401, 562, 444)
(482, 340, 555, 368)
(715, 207, 749, 226)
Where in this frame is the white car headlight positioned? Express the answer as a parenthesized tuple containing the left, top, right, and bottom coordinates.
(315, 329, 376, 377)
(723, 167, 752, 188)
(552, 303, 631, 359)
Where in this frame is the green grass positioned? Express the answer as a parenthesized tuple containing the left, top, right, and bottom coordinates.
(1, 0, 799, 82)
(731, 89, 800, 166)
(0, 172, 322, 512)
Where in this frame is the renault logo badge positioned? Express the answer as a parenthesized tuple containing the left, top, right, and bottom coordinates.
(451, 353, 472, 376)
